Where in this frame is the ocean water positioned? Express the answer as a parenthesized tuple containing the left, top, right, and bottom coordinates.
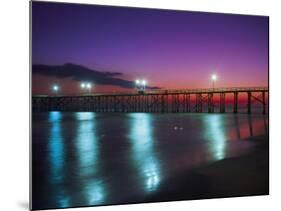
(32, 112, 268, 209)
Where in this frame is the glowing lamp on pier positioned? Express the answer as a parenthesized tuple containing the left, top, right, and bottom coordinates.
(135, 79, 147, 93)
(86, 83, 92, 89)
(211, 74, 217, 89)
(142, 80, 147, 90)
(80, 82, 93, 94)
(52, 84, 59, 95)
(211, 74, 217, 81)
(135, 79, 141, 90)
(80, 82, 86, 88)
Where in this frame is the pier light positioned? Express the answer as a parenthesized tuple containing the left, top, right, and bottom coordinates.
(86, 83, 92, 89)
(135, 79, 147, 91)
(52, 85, 59, 91)
(52, 84, 59, 95)
(80, 82, 93, 94)
(81, 82, 86, 88)
(142, 80, 147, 90)
(211, 74, 217, 81)
(135, 79, 141, 91)
(211, 74, 217, 89)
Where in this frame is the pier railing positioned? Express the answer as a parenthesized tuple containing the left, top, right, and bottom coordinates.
(32, 86, 269, 114)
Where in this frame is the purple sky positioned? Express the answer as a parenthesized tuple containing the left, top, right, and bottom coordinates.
(32, 1, 268, 94)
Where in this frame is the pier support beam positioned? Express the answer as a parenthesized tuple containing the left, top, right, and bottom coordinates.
(161, 95, 166, 113)
(233, 92, 238, 113)
(248, 115, 253, 136)
(196, 94, 202, 113)
(208, 93, 214, 113)
(145, 95, 149, 112)
(247, 92, 251, 114)
(220, 93, 225, 113)
(172, 94, 180, 113)
(184, 94, 190, 112)
(262, 91, 266, 115)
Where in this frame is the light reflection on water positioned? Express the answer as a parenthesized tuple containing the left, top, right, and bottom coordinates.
(32, 112, 268, 209)
(48, 111, 64, 182)
(75, 112, 97, 175)
(75, 112, 106, 205)
(204, 114, 226, 160)
(129, 113, 161, 192)
(48, 111, 70, 208)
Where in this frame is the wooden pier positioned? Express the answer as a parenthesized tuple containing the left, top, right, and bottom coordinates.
(32, 87, 268, 114)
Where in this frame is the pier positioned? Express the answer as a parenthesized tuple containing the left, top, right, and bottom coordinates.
(32, 87, 268, 114)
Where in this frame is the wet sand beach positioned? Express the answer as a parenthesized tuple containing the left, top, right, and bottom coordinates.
(145, 135, 269, 203)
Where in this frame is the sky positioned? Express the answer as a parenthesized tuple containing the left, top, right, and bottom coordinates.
(32, 1, 268, 95)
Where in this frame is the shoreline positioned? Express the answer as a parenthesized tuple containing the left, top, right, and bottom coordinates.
(143, 135, 269, 202)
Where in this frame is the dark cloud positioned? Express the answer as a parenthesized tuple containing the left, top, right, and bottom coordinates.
(32, 63, 160, 89)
